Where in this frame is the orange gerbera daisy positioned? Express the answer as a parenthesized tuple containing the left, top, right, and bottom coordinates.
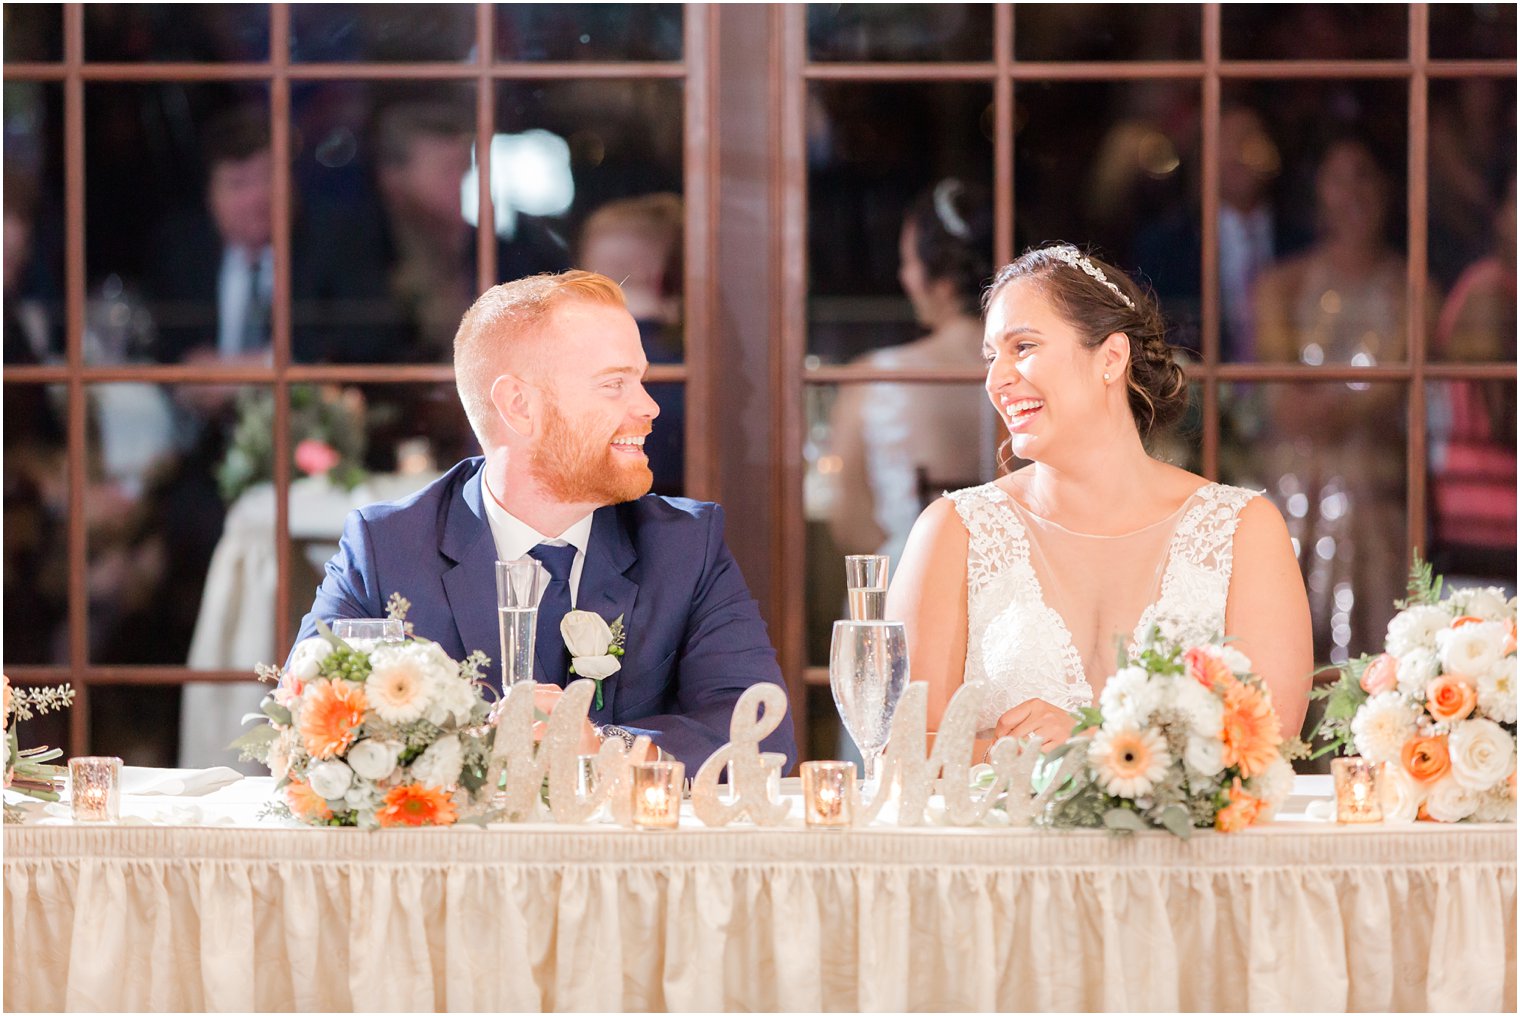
(1183, 647, 1233, 690)
(1219, 679, 1282, 778)
(378, 784, 458, 828)
(298, 678, 368, 760)
(286, 778, 333, 822)
(1215, 777, 1263, 832)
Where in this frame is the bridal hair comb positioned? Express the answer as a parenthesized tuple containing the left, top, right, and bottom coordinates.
(1044, 245, 1136, 311)
(932, 179, 972, 240)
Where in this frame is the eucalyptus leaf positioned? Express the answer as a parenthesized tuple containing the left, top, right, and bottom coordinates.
(260, 699, 292, 726)
(1158, 804, 1193, 839)
(1103, 807, 1147, 834)
(228, 725, 278, 755)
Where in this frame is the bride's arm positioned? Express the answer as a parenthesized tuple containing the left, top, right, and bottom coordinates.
(885, 497, 970, 731)
(1225, 497, 1314, 738)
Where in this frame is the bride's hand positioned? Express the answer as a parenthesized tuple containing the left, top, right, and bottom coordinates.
(993, 698, 1079, 747)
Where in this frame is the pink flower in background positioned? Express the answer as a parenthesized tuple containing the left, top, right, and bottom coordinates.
(294, 439, 341, 477)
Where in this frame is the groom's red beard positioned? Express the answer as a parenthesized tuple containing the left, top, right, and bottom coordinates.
(529, 398, 653, 506)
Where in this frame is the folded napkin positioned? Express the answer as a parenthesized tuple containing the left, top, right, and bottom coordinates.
(119, 766, 244, 797)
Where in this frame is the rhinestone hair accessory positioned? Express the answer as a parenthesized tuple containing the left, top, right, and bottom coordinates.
(932, 179, 972, 240)
(1045, 245, 1136, 311)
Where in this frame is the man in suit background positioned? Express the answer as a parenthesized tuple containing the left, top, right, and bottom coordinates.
(295, 270, 796, 771)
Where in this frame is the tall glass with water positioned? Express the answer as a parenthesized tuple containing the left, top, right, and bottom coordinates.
(844, 555, 889, 621)
(829, 619, 909, 787)
(495, 559, 551, 687)
(332, 618, 404, 652)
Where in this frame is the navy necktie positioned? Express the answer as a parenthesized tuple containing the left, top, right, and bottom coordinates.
(528, 543, 577, 686)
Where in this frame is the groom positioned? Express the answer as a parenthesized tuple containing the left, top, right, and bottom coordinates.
(293, 271, 796, 772)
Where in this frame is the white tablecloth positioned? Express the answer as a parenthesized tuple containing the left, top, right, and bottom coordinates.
(4, 775, 1515, 1012)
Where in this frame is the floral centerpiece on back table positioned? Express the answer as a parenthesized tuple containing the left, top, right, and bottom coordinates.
(3, 674, 75, 822)
(1312, 561, 1517, 823)
(1040, 630, 1301, 837)
(234, 596, 497, 828)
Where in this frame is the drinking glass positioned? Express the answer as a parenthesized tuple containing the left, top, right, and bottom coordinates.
(496, 558, 551, 687)
(829, 619, 909, 787)
(844, 555, 889, 620)
(331, 618, 404, 652)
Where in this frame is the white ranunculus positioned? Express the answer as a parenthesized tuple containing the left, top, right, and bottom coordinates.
(571, 654, 621, 681)
(346, 738, 402, 781)
(1247, 755, 1296, 818)
(287, 637, 332, 682)
(1379, 761, 1424, 823)
(425, 673, 479, 727)
(1477, 663, 1517, 724)
(1171, 675, 1225, 738)
(307, 760, 354, 800)
(1450, 586, 1513, 623)
(1473, 785, 1517, 823)
(1351, 692, 1421, 765)
(561, 611, 615, 659)
(1437, 622, 1506, 681)
(409, 734, 463, 789)
(1422, 776, 1480, 823)
(1447, 718, 1516, 792)
(1396, 648, 1440, 700)
(343, 781, 381, 811)
(1218, 645, 1254, 676)
(1099, 666, 1158, 727)
(1386, 605, 1453, 657)
(1183, 734, 1225, 777)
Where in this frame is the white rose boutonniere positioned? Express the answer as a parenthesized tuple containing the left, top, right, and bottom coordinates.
(561, 610, 626, 709)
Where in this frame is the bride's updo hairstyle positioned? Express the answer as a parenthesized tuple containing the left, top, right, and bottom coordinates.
(983, 244, 1188, 439)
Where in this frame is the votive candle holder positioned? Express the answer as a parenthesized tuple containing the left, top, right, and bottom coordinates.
(69, 756, 122, 823)
(801, 760, 855, 828)
(631, 760, 684, 829)
(1332, 756, 1383, 824)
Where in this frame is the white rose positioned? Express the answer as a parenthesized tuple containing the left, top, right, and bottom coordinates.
(1448, 587, 1512, 623)
(1386, 605, 1453, 657)
(425, 673, 480, 727)
(1218, 645, 1253, 675)
(307, 760, 354, 800)
(1099, 666, 1158, 727)
(1437, 622, 1506, 681)
(408, 734, 463, 789)
(287, 637, 332, 682)
(343, 781, 381, 811)
(1473, 785, 1517, 824)
(1351, 693, 1421, 765)
(1171, 676, 1225, 738)
(1396, 648, 1440, 700)
(1447, 718, 1516, 792)
(1379, 762, 1424, 823)
(571, 654, 622, 681)
(1247, 756, 1295, 818)
(346, 738, 402, 781)
(1422, 776, 1479, 823)
(560, 611, 614, 658)
(1477, 663, 1517, 724)
(1183, 734, 1225, 777)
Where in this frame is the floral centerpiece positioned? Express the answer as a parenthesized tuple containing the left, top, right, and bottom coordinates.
(1312, 561, 1516, 823)
(234, 596, 497, 828)
(2, 674, 75, 822)
(217, 384, 368, 503)
(1041, 632, 1300, 837)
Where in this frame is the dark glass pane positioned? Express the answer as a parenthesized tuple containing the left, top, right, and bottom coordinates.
(84, 85, 271, 364)
(91, 686, 180, 767)
(1218, 80, 1409, 363)
(85, 4, 269, 62)
(494, 80, 681, 280)
(1219, 381, 1407, 665)
(1015, 4, 1200, 62)
(808, 82, 993, 363)
(1221, 5, 1406, 61)
(87, 384, 273, 667)
(290, 4, 476, 62)
(1015, 80, 1201, 352)
(1427, 380, 1517, 587)
(1430, 4, 1518, 60)
(495, 4, 682, 61)
(3, 3, 62, 62)
(290, 79, 483, 363)
(5, 82, 65, 364)
(808, 4, 992, 62)
(1427, 78, 1516, 299)
(3, 384, 68, 665)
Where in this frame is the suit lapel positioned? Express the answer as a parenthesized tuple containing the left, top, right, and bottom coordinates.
(440, 466, 503, 687)
(577, 504, 638, 725)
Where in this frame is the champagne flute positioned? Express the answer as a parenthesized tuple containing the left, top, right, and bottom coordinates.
(829, 620, 909, 787)
(495, 558, 551, 688)
(844, 555, 889, 620)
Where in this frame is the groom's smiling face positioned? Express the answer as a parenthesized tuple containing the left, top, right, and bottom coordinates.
(528, 301, 660, 506)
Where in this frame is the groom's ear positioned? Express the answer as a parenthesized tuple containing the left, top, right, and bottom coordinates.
(1100, 331, 1131, 379)
(489, 374, 537, 440)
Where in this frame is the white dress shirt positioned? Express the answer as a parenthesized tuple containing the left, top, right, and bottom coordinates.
(482, 474, 594, 608)
(217, 244, 275, 356)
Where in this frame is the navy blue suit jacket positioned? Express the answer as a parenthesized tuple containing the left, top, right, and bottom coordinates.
(294, 458, 797, 772)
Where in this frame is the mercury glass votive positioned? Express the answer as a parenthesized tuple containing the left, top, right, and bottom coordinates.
(802, 761, 855, 828)
(69, 756, 122, 823)
(1332, 756, 1383, 824)
(631, 761, 684, 829)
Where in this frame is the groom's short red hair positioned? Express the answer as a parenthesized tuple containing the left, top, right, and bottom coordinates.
(454, 270, 627, 443)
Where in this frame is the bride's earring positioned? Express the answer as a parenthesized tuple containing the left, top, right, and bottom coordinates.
(1103, 372, 1111, 382)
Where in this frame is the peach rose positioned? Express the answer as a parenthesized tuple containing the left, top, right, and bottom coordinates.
(1360, 654, 1399, 696)
(1402, 735, 1452, 785)
(1425, 674, 1478, 724)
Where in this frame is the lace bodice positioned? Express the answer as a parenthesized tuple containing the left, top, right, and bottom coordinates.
(946, 481, 1258, 732)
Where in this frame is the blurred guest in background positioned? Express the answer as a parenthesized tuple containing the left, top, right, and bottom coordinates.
(828, 179, 994, 565)
(4, 172, 60, 364)
(579, 193, 685, 495)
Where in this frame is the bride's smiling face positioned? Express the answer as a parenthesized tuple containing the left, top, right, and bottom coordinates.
(983, 277, 1112, 462)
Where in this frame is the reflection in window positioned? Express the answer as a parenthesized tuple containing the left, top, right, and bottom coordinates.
(495, 4, 683, 62)
(1428, 382, 1517, 587)
(1220, 4, 1406, 61)
(84, 4, 270, 62)
(290, 4, 476, 63)
(4, 384, 68, 665)
(1428, 78, 1517, 291)
(807, 4, 992, 63)
(3, 3, 62, 62)
(1014, 4, 1200, 62)
(1429, 4, 1519, 60)
(4, 82, 65, 364)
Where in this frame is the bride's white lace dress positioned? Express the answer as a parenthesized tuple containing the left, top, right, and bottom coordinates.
(946, 481, 1259, 732)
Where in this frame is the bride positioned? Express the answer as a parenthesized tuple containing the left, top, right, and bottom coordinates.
(887, 244, 1313, 750)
